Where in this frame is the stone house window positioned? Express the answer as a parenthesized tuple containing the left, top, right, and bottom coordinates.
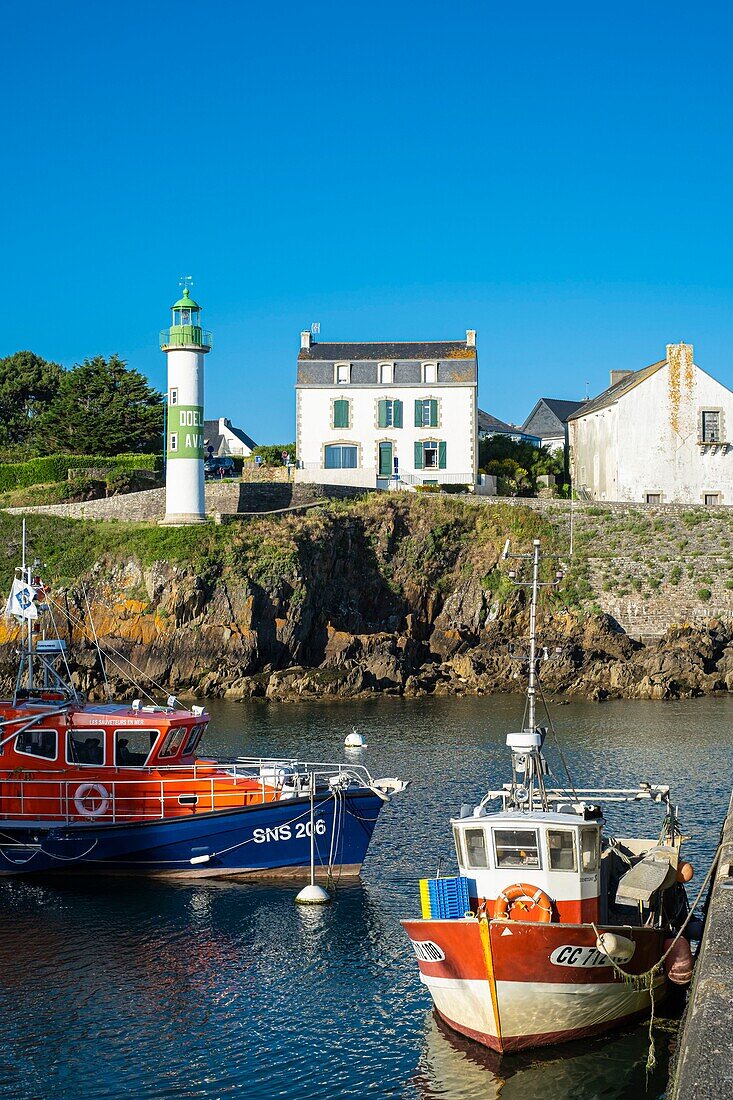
(701, 410, 721, 442)
(645, 493, 661, 504)
(422, 361, 438, 384)
(378, 362, 394, 384)
(377, 399, 403, 429)
(414, 398, 439, 428)
(324, 443, 358, 469)
(414, 440, 446, 470)
(332, 398, 350, 429)
(704, 492, 720, 506)
(335, 362, 350, 384)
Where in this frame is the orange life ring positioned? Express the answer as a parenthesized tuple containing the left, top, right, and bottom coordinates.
(493, 882, 554, 923)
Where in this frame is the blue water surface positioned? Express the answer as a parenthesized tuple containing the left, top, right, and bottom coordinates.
(0, 694, 729, 1100)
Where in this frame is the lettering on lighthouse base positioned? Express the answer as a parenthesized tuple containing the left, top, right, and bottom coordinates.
(167, 405, 205, 460)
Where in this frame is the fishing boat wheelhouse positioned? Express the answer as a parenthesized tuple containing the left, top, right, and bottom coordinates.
(0, 527, 406, 876)
(402, 539, 693, 1053)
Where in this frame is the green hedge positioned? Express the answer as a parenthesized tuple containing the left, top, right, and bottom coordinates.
(0, 453, 161, 492)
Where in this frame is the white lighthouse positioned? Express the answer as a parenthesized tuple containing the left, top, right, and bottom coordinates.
(159, 284, 211, 524)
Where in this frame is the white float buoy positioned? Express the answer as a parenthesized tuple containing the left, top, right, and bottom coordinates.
(295, 772, 331, 906)
(295, 882, 332, 905)
(344, 729, 366, 749)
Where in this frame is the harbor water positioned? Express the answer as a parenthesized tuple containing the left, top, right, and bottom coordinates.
(0, 694, 729, 1100)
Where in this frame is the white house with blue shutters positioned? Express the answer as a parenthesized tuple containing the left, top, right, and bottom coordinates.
(295, 332, 478, 489)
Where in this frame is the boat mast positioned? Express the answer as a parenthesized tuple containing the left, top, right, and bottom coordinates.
(22, 518, 33, 692)
(526, 538, 540, 733)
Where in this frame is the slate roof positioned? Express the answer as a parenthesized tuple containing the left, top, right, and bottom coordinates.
(566, 361, 666, 420)
(204, 418, 257, 453)
(522, 398, 586, 435)
(477, 409, 520, 434)
(297, 341, 475, 361)
(477, 409, 541, 440)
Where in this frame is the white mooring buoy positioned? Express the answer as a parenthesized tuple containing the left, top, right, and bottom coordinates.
(344, 728, 366, 749)
(295, 773, 331, 906)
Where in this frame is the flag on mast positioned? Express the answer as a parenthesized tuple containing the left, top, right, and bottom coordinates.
(4, 579, 38, 620)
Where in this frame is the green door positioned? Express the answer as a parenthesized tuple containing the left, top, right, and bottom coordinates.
(379, 442, 393, 476)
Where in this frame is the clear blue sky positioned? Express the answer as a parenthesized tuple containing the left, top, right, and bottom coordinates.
(2, 2, 732, 442)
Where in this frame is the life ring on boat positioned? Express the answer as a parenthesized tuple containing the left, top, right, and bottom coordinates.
(74, 783, 110, 818)
(493, 882, 554, 923)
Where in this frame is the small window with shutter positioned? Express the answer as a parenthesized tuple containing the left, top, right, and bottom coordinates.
(333, 399, 350, 429)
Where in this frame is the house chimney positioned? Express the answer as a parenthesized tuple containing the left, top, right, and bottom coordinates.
(610, 369, 633, 386)
(466, 329, 476, 348)
(300, 330, 311, 350)
(666, 342, 694, 369)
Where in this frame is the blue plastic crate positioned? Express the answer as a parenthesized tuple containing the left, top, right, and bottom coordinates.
(426, 875, 471, 919)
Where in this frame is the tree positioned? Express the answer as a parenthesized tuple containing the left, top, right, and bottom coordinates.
(479, 436, 566, 495)
(0, 351, 62, 450)
(250, 443, 297, 466)
(38, 355, 164, 455)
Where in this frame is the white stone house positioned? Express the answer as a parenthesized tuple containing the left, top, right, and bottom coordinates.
(568, 343, 733, 505)
(295, 332, 478, 488)
(203, 417, 256, 458)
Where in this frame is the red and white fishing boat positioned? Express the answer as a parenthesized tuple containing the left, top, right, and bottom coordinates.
(402, 539, 693, 1053)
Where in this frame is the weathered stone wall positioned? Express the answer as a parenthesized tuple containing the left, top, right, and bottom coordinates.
(452, 497, 733, 637)
(5, 481, 372, 522)
(668, 790, 733, 1100)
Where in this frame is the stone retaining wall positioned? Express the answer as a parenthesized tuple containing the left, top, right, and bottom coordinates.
(5, 481, 373, 522)
(668, 790, 733, 1100)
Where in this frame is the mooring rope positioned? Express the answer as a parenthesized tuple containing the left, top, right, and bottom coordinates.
(591, 839, 722, 1075)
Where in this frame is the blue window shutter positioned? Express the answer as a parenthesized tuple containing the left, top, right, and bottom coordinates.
(429, 399, 438, 427)
(438, 441, 447, 469)
(414, 399, 422, 427)
(414, 441, 423, 469)
(394, 399, 403, 428)
(378, 400, 387, 429)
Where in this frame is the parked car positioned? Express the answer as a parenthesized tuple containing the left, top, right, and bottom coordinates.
(204, 456, 237, 479)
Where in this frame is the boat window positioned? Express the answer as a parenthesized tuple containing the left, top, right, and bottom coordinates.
(581, 827, 600, 872)
(15, 727, 57, 760)
(547, 829, 578, 871)
(114, 729, 158, 767)
(464, 828, 489, 869)
(158, 727, 188, 758)
(182, 723, 206, 756)
(494, 829, 541, 869)
(67, 729, 105, 766)
(453, 826, 465, 867)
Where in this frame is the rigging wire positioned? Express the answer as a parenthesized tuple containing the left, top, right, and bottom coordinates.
(45, 594, 170, 704)
(81, 581, 112, 703)
(537, 674, 579, 801)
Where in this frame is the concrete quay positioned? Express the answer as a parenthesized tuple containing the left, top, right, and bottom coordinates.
(668, 790, 733, 1099)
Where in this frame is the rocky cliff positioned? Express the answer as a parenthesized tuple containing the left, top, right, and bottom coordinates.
(2, 497, 733, 703)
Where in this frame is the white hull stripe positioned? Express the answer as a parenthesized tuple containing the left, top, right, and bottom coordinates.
(421, 974, 664, 1041)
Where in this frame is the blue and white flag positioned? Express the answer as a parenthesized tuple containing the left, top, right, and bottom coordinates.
(4, 579, 38, 620)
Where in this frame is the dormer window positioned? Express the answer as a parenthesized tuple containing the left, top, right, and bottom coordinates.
(378, 362, 394, 385)
(422, 361, 438, 383)
(335, 362, 350, 385)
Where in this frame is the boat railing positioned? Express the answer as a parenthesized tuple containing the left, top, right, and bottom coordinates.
(0, 760, 375, 825)
(479, 783, 672, 811)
